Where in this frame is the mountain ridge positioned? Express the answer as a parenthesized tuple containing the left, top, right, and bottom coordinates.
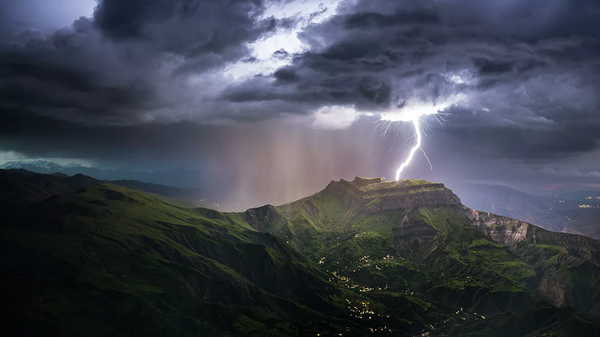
(2, 170, 600, 336)
(449, 182, 600, 239)
(0, 160, 214, 189)
(237, 177, 600, 318)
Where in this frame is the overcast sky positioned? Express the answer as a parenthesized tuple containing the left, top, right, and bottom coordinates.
(1, 0, 599, 207)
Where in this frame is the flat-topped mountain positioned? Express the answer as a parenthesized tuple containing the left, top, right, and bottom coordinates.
(2, 170, 600, 336)
(243, 177, 600, 320)
(325, 177, 461, 212)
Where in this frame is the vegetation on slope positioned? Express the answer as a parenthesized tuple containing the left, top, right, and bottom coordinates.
(232, 178, 600, 336)
(0, 174, 386, 336)
(1, 171, 600, 336)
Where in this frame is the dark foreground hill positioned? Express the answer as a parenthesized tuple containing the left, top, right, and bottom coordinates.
(1, 171, 600, 336)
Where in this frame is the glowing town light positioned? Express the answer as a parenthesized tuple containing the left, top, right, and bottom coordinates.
(395, 118, 422, 181)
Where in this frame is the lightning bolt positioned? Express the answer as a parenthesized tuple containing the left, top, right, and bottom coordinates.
(382, 98, 461, 181)
(395, 117, 423, 181)
(370, 95, 465, 180)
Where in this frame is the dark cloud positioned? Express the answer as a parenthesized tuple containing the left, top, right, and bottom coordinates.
(94, 0, 275, 60)
(273, 68, 299, 83)
(224, 0, 600, 162)
(473, 58, 514, 75)
(272, 48, 289, 59)
(0, 0, 286, 125)
(0, 0, 599, 201)
(343, 9, 441, 29)
(439, 112, 600, 159)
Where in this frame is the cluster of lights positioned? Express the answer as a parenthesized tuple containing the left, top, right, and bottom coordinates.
(321, 254, 493, 336)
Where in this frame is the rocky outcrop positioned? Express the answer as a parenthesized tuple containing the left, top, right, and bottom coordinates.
(465, 206, 600, 251)
(324, 176, 461, 213)
(465, 207, 532, 246)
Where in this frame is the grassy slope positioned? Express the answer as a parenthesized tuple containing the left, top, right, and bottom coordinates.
(0, 183, 385, 337)
(2, 174, 600, 336)
(236, 182, 600, 336)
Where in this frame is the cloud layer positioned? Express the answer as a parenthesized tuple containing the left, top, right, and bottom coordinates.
(226, 0, 600, 160)
(1, 0, 599, 199)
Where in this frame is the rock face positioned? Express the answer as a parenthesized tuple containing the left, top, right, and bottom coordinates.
(466, 207, 600, 251)
(324, 176, 462, 213)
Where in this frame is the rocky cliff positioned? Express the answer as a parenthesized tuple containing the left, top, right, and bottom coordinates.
(466, 207, 600, 251)
(324, 176, 462, 213)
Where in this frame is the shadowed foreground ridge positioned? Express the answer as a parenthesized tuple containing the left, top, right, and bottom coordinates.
(1, 170, 600, 336)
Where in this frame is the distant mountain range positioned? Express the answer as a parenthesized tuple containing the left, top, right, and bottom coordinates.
(110, 179, 220, 208)
(1, 160, 68, 173)
(0, 160, 213, 189)
(2, 171, 600, 336)
(2, 161, 598, 239)
(0, 161, 226, 209)
(448, 182, 600, 239)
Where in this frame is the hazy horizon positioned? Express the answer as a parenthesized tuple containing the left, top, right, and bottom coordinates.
(1, 0, 599, 208)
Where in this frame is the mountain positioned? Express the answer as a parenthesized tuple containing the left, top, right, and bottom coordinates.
(0, 161, 217, 190)
(0, 169, 99, 207)
(241, 178, 600, 316)
(447, 183, 563, 232)
(1, 171, 600, 336)
(0, 170, 366, 336)
(448, 182, 600, 239)
(0, 161, 226, 207)
(1, 160, 68, 174)
(109, 180, 217, 208)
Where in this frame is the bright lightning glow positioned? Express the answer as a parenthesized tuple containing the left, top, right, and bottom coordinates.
(383, 95, 467, 181)
(304, 94, 466, 181)
(395, 118, 422, 180)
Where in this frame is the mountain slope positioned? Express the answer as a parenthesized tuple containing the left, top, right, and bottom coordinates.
(0, 169, 99, 207)
(448, 182, 600, 239)
(110, 179, 214, 208)
(226, 177, 600, 334)
(0, 161, 215, 189)
(1, 172, 600, 336)
(0, 177, 379, 336)
(448, 183, 562, 232)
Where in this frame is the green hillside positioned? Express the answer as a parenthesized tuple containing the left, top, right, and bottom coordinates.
(1, 171, 599, 336)
(227, 177, 600, 335)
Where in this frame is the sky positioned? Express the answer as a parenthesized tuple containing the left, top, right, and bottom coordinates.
(1, 0, 599, 208)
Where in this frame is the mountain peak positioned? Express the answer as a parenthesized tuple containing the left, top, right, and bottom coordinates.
(350, 176, 440, 191)
(324, 177, 462, 213)
(0, 160, 66, 173)
(351, 176, 386, 186)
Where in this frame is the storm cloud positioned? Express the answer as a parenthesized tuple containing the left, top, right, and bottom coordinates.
(226, 0, 600, 159)
(1, 0, 599, 204)
(0, 0, 286, 125)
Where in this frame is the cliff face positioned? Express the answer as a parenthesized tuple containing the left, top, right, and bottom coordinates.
(466, 207, 600, 252)
(324, 176, 462, 213)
